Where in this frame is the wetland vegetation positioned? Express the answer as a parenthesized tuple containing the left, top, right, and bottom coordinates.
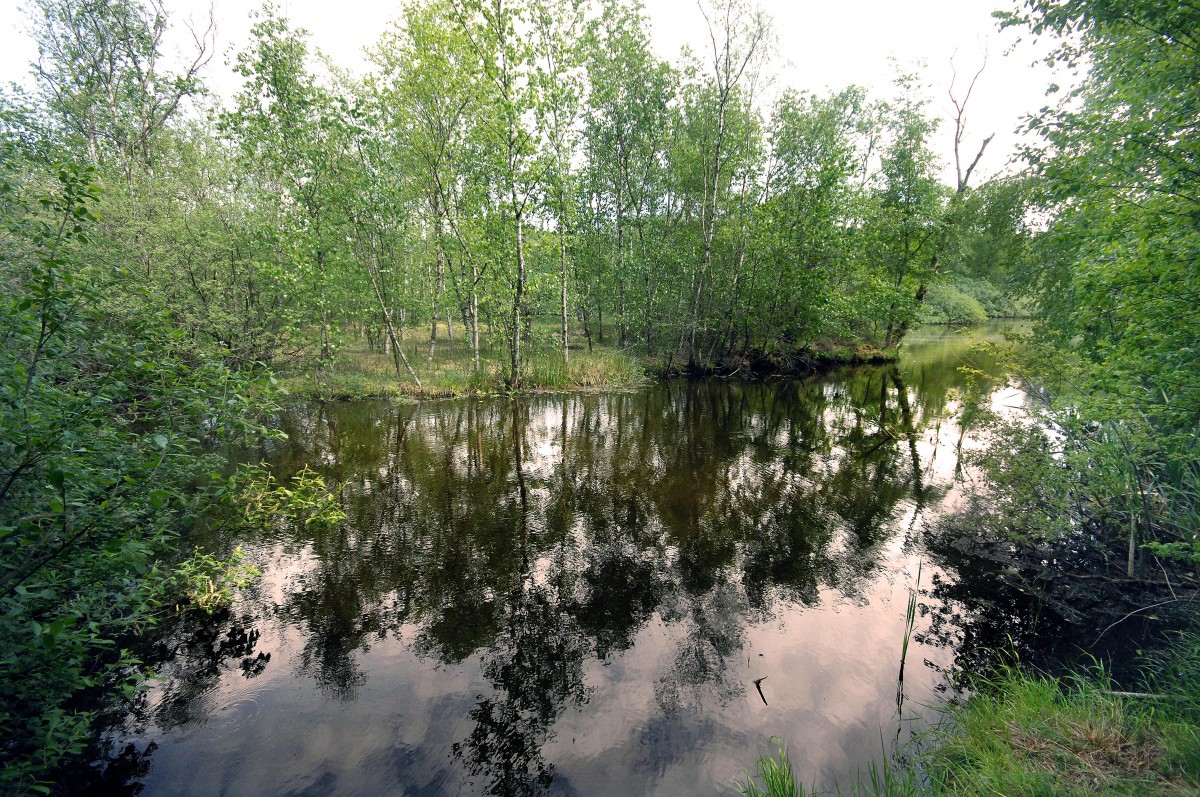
(2, 0, 1198, 794)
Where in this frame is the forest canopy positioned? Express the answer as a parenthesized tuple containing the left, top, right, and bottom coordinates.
(2, 0, 1027, 389)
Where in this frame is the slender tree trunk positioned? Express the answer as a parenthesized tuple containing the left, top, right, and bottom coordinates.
(471, 272, 481, 373)
(559, 186, 570, 364)
(894, 254, 937, 347)
(690, 90, 729, 371)
(428, 205, 448, 360)
(365, 256, 422, 387)
(434, 195, 481, 373)
(560, 230, 569, 363)
(510, 204, 526, 388)
(581, 306, 593, 353)
(616, 182, 626, 348)
(638, 224, 657, 354)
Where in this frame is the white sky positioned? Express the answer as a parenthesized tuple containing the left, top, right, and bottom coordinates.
(0, 0, 1064, 184)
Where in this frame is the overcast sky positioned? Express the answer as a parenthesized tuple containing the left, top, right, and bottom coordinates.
(0, 0, 1065, 184)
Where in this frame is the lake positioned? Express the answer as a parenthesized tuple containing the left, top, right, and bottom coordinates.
(82, 325, 1029, 796)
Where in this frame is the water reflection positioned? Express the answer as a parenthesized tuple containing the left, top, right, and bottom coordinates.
(87, 329, 1019, 796)
(456, 582, 590, 796)
(271, 377, 931, 677)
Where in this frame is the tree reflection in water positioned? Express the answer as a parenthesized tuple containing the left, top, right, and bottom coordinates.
(270, 375, 935, 793)
(89, 343, 1015, 796)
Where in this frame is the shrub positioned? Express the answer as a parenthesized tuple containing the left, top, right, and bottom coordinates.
(0, 161, 274, 792)
(920, 282, 988, 326)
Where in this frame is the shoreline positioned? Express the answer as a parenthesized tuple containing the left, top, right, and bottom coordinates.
(276, 341, 903, 402)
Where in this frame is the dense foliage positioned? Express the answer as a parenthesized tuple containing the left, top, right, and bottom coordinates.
(901, 5, 1200, 790)
(23, 0, 1200, 790)
(6, 0, 1027, 393)
(966, 0, 1200, 574)
(0, 155, 276, 791)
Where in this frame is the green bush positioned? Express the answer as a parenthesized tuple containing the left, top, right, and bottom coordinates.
(919, 282, 988, 326)
(953, 275, 1030, 319)
(0, 161, 274, 792)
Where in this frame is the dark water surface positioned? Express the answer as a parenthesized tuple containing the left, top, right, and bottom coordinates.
(92, 326, 1026, 796)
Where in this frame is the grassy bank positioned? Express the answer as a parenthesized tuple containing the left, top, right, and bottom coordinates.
(274, 325, 899, 400)
(276, 325, 649, 400)
(736, 636, 1200, 797)
(272, 321, 902, 400)
(927, 666, 1200, 795)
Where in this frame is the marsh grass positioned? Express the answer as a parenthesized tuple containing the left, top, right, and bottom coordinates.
(277, 324, 647, 399)
(927, 663, 1200, 797)
(276, 321, 905, 398)
(734, 738, 919, 797)
(736, 739, 803, 797)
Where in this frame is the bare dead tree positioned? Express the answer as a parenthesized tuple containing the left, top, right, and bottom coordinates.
(949, 52, 995, 195)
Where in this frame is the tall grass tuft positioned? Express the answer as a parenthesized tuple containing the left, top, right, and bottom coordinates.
(1142, 627, 1200, 780)
(896, 562, 922, 712)
(734, 738, 920, 797)
(736, 738, 804, 797)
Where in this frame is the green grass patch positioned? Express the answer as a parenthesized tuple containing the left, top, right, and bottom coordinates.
(276, 326, 648, 400)
(525, 347, 649, 389)
(809, 340, 900, 366)
(928, 666, 1198, 796)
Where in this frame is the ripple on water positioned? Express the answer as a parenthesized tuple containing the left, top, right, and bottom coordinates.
(213, 689, 265, 735)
